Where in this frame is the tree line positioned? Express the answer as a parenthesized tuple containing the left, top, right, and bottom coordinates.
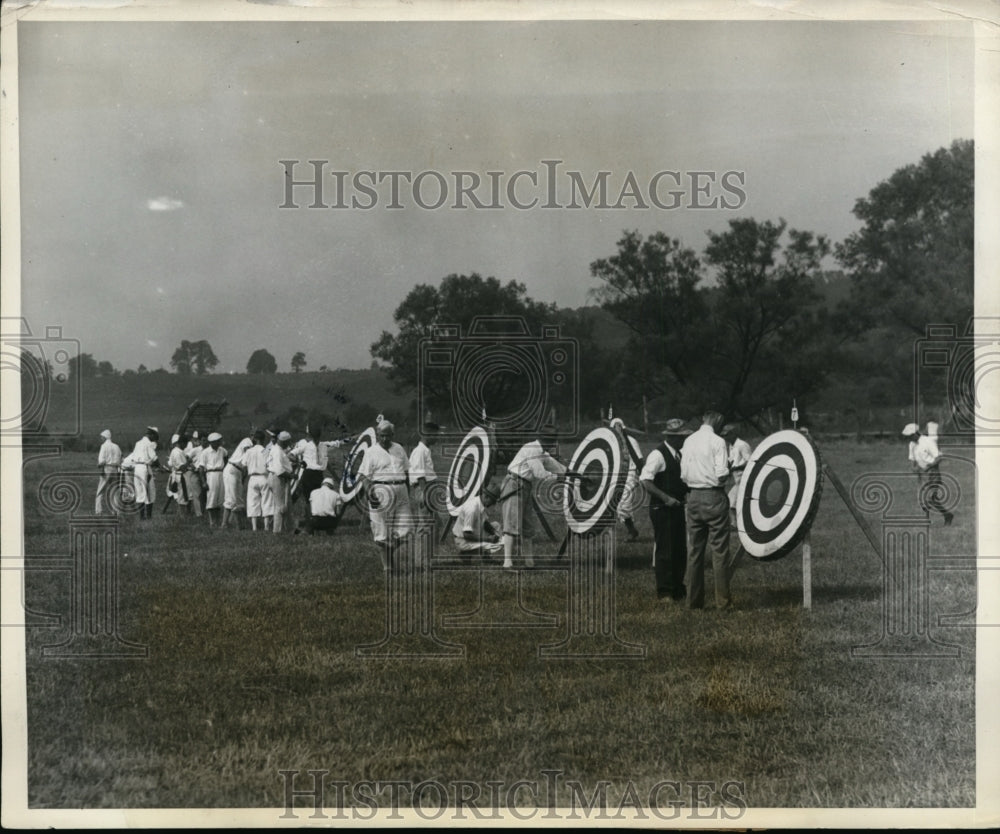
(371, 140, 973, 429)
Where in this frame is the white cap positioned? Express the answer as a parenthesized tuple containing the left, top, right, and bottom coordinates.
(171, 434, 180, 444)
(322, 476, 337, 488)
(377, 419, 394, 432)
(100, 429, 112, 440)
(901, 422, 920, 436)
(146, 426, 159, 434)
(926, 421, 939, 438)
(191, 430, 199, 439)
(278, 430, 291, 441)
(208, 432, 222, 442)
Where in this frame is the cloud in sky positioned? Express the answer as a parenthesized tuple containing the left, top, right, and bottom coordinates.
(147, 196, 184, 212)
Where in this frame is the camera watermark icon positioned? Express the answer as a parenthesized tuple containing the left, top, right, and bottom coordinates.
(914, 318, 1000, 440)
(418, 316, 579, 443)
(1, 317, 82, 438)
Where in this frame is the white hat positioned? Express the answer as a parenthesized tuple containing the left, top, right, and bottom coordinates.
(901, 423, 920, 436)
(171, 433, 180, 444)
(208, 431, 222, 442)
(377, 419, 394, 432)
(146, 426, 159, 434)
(926, 421, 939, 438)
(191, 430, 199, 439)
(322, 476, 337, 488)
(100, 429, 112, 440)
(278, 430, 291, 441)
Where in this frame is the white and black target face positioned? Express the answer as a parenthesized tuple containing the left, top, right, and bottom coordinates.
(736, 429, 822, 561)
(446, 427, 493, 515)
(564, 427, 627, 534)
(339, 427, 376, 503)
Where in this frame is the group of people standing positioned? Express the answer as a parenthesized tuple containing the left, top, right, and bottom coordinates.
(638, 413, 750, 610)
(94, 424, 351, 534)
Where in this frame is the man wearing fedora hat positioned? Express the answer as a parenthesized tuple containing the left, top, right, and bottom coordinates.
(640, 418, 691, 602)
(902, 422, 954, 525)
(95, 429, 122, 515)
(127, 426, 161, 520)
(680, 411, 735, 609)
(499, 423, 567, 569)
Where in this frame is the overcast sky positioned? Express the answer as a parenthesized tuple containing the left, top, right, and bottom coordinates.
(16, 19, 973, 372)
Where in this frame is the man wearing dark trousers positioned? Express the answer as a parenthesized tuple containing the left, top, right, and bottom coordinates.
(681, 410, 734, 610)
(640, 418, 692, 602)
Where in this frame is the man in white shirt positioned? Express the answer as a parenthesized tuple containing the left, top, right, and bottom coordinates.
(95, 429, 122, 515)
(183, 432, 204, 517)
(165, 433, 191, 513)
(128, 426, 160, 520)
(680, 411, 735, 609)
(244, 431, 272, 532)
(409, 420, 440, 551)
(294, 426, 348, 524)
(902, 422, 954, 525)
(357, 419, 411, 568)
(499, 424, 567, 569)
(223, 435, 253, 529)
(296, 476, 345, 535)
(453, 481, 504, 557)
(268, 431, 295, 533)
(199, 433, 227, 527)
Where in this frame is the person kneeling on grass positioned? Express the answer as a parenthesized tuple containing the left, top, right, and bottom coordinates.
(295, 476, 345, 535)
(453, 480, 504, 558)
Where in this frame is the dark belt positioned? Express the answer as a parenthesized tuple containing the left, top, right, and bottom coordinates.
(372, 480, 406, 485)
(205, 468, 224, 472)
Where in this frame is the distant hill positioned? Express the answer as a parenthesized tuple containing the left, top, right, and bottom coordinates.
(37, 367, 415, 448)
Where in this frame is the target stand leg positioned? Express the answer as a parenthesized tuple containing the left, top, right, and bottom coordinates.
(539, 524, 645, 659)
(356, 527, 463, 658)
(851, 518, 960, 658)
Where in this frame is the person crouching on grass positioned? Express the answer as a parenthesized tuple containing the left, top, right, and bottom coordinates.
(294, 476, 346, 535)
(452, 480, 504, 559)
(902, 422, 954, 526)
(356, 419, 411, 570)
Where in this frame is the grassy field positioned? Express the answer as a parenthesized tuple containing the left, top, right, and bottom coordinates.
(19, 440, 976, 811)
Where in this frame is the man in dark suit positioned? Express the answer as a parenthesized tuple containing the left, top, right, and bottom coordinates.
(640, 418, 693, 602)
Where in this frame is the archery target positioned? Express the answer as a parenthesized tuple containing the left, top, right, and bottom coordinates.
(564, 427, 628, 534)
(340, 427, 376, 503)
(446, 427, 494, 515)
(736, 429, 822, 561)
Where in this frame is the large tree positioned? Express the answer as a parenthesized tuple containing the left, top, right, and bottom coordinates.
(170, 339, 219, 375)
(67, 352, 98, 380)
(246, 348, 277, 375)
(291, 352, 307, 373)
(836, 139, 973, 336)
(592, 220, 835, 423)
(371, 273, 582, 429)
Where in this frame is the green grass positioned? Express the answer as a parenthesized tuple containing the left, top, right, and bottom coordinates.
(19, 442, 976, 809)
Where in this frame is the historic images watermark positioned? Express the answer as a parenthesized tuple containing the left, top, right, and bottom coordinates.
(278, 160, 747, 211)
(278, 769, 748, 821)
